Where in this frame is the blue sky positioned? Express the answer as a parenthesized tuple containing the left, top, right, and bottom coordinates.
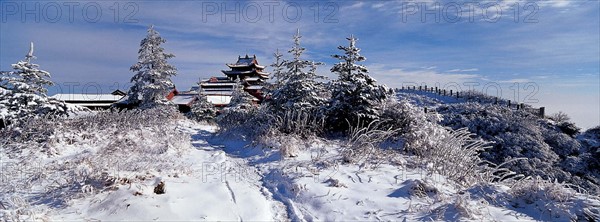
(1, 0, 598, 129)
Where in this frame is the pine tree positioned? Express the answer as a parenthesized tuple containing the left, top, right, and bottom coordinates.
(326, 35, 392, 131)
(0, 42, 69, 126)
(127, 25, 177, 109)
(187, 93, 216, 122)
(270, 48, 286, 88)
(228, 79, 255, 111)
(185, 79, 216, 122)
(269, 29, 327, 114)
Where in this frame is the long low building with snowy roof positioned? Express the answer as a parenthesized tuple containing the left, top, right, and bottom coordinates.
(50, 90, 126, 110)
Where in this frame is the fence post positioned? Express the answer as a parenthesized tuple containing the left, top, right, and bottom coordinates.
(456, 92, 459, 98)
(443, 89, 446, 96)
(495, 97, 498, 104)
(424, 107, 428, 113)
(419, 86, 422, 91)
(539, 107, 545, 118)
(508, 100, 511, 108)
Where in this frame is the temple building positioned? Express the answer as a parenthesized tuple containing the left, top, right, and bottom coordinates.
(200, 54, 269, 106)
(51, 90, 126, 110)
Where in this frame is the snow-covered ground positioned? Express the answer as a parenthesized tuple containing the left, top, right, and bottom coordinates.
(50, 122, 285, 221)
(2, 112, 598, 221)
(46, 120, 537, 221)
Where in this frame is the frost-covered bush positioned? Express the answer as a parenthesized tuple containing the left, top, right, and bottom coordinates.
(579, 126, 600, 157)
(437, 103, 599, 194)
(461, 90, 511, 106)
(549, 111, 571, 124)
(508, 176, 600, 221)
(217, 104, 324, 157)
(217, 105, 269, 139)
(377, 98, 422, 137)
(341, 119, 398, 164)
(557, 121, 581, 137)
(268, 109, 325, 138)
(0, 107, 192, 220)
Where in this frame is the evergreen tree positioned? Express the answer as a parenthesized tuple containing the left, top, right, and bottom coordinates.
(0, 42, 69, 126)
(228, 79, 255, 111)
(127, 25, 177, 109)
(270, 48, 286, 88)
(186, 79, 216, 122)
(269, 29, 327, 114)
(187, 93, 216, 122)
(326, 35, 391, 131)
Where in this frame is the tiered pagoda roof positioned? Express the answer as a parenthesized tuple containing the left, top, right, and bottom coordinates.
(221, 54, 270, 80)
(199, 54, 269, 106)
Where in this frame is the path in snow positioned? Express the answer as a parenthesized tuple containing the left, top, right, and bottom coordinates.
(53, 122, 287, 221)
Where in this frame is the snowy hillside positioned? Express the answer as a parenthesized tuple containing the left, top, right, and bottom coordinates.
(1, 105, 599, 221)
(398, 89, 600, 196)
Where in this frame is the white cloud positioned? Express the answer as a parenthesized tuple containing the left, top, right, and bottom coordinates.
(372, 3, 386, 9)
(347, 2, 364, 9)
(499, 78, 531, 83)
(369, 64, 482, 88)
(448, 68, 478, 72)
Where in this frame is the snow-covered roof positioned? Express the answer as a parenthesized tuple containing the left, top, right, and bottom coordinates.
(170, 94, 197, 105)
(206, 95, 231, 105)
(51, 94, 124, 101)
(67, 103, 114, 107)
(115, 95, 129, 104)
(246, 85, 263, 90)
(201, 90, 234, 96)
(200, 82, 237, 87)
(178, 90, 198, 94)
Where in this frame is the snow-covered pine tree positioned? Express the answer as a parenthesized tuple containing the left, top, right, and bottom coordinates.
(185, 78, 216, 121)
(268, 29, 327, 114)
(227, 79, 255, 111)
(326, 35, 392, 131)
(270, 48, 286, 89)
(0, 42, 69, 127)
(187, 92, 216, 122)
(126, 25, 177, 109)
